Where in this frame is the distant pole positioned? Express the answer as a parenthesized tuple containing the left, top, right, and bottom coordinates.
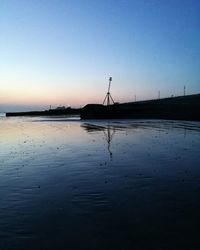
(158, 91, 160, 99)
(184, 85, 186, 96)
(135, 95, 136, 102)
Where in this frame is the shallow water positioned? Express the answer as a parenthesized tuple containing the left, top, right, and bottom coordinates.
(0, 116, 200, 249)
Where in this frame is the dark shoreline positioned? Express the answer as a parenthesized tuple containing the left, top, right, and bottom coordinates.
(6, 108, 81, 117)
(6, 94, 200, 121)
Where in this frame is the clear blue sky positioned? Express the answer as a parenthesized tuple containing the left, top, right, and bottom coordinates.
(0, 0, 200, 111)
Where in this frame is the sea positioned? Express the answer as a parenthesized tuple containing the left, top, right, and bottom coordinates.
(0, 112, 6, 117)
(0, 115, 200, 249)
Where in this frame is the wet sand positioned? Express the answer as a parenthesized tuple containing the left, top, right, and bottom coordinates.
(0, 116, 200, 249)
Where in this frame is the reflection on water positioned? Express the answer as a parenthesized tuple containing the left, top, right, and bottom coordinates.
(82, 123, 117, 159)
(0, 117, 200, 249)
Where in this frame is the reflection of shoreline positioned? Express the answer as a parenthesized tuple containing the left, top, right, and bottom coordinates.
(81, 123, 116, 159)
(81, 120, 200, 155)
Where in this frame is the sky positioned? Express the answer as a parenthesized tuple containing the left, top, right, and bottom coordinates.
(0, 0, 200, 111)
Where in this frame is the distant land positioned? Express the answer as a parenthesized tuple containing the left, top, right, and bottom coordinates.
(6, 107, 81, 117)
(6, 93, 200, 121)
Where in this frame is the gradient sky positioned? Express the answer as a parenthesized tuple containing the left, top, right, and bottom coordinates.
(0, 0, 200, 111)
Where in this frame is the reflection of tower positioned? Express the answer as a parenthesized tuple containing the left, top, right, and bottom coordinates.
(103, 126, 115, 159)
(81, 123, 115, 160)
(103, 77, 115, 105)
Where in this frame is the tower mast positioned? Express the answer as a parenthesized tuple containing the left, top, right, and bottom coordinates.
(103, 77, 115, 105)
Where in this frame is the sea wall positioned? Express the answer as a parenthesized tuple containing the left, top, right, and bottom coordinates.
(81, 94, 200, 121)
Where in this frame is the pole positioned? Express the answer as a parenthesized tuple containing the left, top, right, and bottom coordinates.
(108, 77, 112, 93)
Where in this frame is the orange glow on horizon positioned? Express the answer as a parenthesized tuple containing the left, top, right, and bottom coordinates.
(0, 86, 104, 107)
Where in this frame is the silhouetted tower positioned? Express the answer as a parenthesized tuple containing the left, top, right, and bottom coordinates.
(103, 77, 115, 105)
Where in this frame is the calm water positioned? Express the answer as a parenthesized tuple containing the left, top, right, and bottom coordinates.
(0, 116, 200, 250)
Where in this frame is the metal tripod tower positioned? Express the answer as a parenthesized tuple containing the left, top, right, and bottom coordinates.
(103, 77, 115, 105)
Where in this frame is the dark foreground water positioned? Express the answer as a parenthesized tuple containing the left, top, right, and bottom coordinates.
(0, 116, 200, 250)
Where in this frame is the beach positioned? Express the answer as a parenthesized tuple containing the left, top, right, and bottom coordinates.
(0, 116, 200, 249)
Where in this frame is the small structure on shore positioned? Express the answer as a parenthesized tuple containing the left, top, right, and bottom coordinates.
(55, 106, 66, 110)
